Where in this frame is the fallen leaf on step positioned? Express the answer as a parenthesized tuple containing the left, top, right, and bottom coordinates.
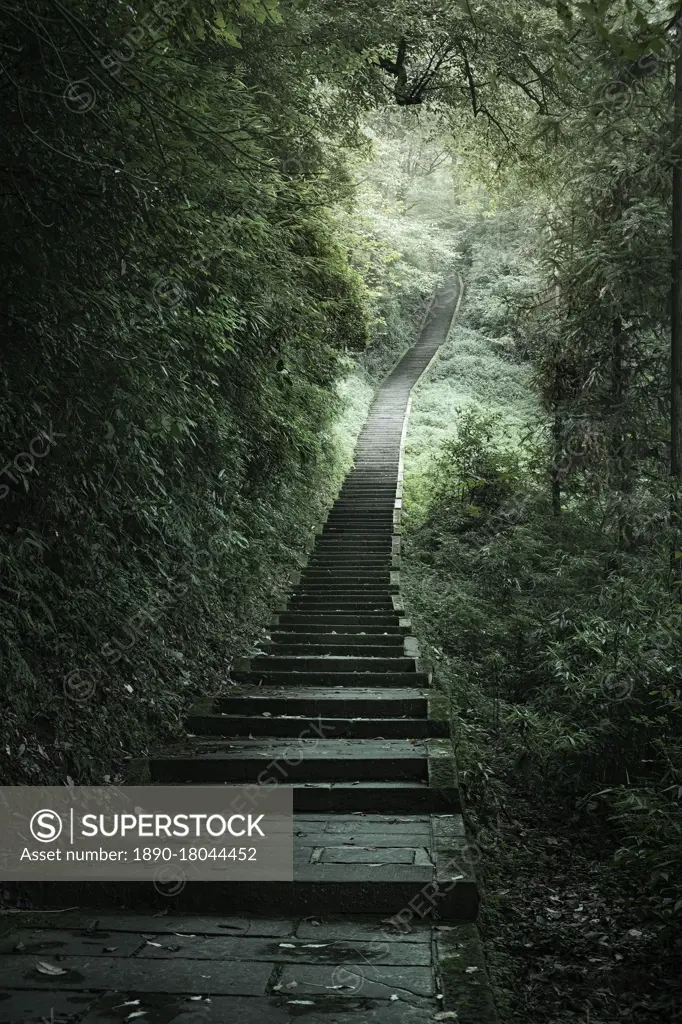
(36, 961, 67, 975)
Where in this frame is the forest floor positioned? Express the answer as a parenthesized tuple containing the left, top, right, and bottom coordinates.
(476, 791, 681, 1024)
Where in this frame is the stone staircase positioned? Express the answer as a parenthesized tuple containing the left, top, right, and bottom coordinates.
(0, 276, 499, 1023)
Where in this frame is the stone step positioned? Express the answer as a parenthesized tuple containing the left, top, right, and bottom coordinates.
(289, 782, 461, 814)
(212, 685, 430, 716)
(288, 593, 396, 602)
(307, 552, 391, 561)
(328, 501, 395, 508)
(313, 544, 392, 553)
(273, 621, 404, 634)
(287, 601, 396, 611)
(248, 656, 416, 673)
(148, 738, 430, 783)
(298, 575, 394, 586)
(260, 643, 404, 658)
(292, 582, 397, 590)
(292, 589, 397, 599)
(230, 670, 428, 688)
(268, 632, 405, 646)
(338, 491, 396, 497)
(291, 585, 399, 596)
(307, 561, 393, 570)
(302, 566, 391, 576)
(325, 514, 394, 522)
(320, 523, 395, 530)
(337, 494, 396, 500)
(323, 512, 393, 520)
(314, 536, 393, 544)
(188, 713, 447, 739)
(276, 612, 401, 626)
(318, 536, 394, 545)
(321, 527, 394, 536)
(291, 591, 398, 600)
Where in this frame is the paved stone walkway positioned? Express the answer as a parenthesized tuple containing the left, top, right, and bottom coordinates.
(0, 278, 498, 1023)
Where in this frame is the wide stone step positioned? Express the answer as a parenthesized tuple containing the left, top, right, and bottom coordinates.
(276, 612, 401, 626)
(301, 568, 391, 578)
(287, 596, 396, 606)
(329, 507, 395, 514)
(307, 552, 391, 561)
(322, 513, 395, 520)
(335, 492, 397, 497)
(326, 517, 394, 524)
(231, 670, 428, 688)
(248, 656, 416, 673)
(213, 686, 430, 717)
(293, 586, 397, 597)
(321, 523, 395, 530)
(188, 713, 447, 739)
(297, 578, 394, 588)
(148, 739, 430, 783)
(306, 567, 396, 576)
(273, 621, 404, 634)
(268, 631, 405, 646)
(322, 528, 395, 535)
(330, 497, 395, 505)
(292, 591, 397, 601)
(259, 643, 404, 658)
(310, 551, 393, 560)
(319, 533, 395, 541)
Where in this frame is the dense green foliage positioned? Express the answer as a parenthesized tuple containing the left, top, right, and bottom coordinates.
(0, 0, 377, 783)
(403, 201, 682, 1022)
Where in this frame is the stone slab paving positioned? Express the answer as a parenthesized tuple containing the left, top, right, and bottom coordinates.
(0, 912, 482, 1023)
